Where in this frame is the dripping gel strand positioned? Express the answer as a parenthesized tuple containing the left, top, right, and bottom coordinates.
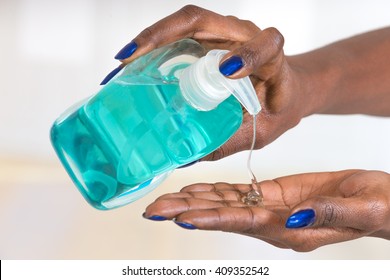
(242, 114, 264, 207)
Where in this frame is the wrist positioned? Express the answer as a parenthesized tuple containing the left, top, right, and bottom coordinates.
(287, 52, 343, 117)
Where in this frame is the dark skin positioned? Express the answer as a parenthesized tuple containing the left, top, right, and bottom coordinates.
(145, 170, 390, 251)
(109, 5, 390, 251)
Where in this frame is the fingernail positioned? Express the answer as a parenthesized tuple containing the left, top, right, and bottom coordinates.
(285, 209, 315, 228)
(219, 55, 243, 76)
(142, 213, 167, 221)
(177, 160, 199, 169)
(100, 65, 122, 85)
(115, 41, 138, 60)
(174, 221, 197, 230)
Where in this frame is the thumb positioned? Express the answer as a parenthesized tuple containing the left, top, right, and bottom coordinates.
(285, 196, 377, 230)
(219, 27, 285, 80)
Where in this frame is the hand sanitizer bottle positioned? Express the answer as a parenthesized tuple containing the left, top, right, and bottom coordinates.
(50, 39, 261, 210)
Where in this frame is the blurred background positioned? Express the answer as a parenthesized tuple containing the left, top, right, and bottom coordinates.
(1, 0, 390, 259)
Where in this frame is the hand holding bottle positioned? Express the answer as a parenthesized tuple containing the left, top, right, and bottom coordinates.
(105, 5, 305, 161)
(105, 5, 390, 162)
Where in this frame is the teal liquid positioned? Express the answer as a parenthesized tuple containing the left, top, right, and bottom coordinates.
(51, 78, 242, 210)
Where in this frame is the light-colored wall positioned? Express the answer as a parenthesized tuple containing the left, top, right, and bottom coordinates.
(1, 0, 389, 259)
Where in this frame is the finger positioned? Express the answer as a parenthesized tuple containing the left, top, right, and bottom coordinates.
(155, 181, 288, 209)
(285, 195, 388, 232)
(219, 27, 285, 80)
(177, 179, 287, 206)
(144, 182, 271, 220)
(175, 204, 365, 252)
(145, 196, 246, 220)
(175, 207, 284, 235)
(118, 5, 260, 64)
(156, 190, 242, 203)
(172, 206, 294, 250)
(179, 182, 254, 193)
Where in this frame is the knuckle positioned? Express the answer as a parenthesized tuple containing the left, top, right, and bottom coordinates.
(237, 28, 285, 75)
(238, 45, 260, 72)
(136, 5, 207, 45)
(362, 197, 389, 231)
(226, 17, 261, 37)
(179, 4, 205, 23)
(138, 27, 158, 47)
(263, 27, 285, 50)
(322, 203, 341, 226)
(314, 199, 344, 227)
(225, 15, 255, 28)
(225, 15, 240, 21)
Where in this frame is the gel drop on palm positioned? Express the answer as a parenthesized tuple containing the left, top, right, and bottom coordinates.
(50, 39, 261, 210)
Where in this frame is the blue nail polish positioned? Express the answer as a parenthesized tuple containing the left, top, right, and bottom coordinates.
(219, 55, 243, 76)
(142, 213, 167, 221)
(286, 209, 315, 228)
(175, 221, 197, 230)
(177, 160, 199, 169)
(115, 41, 138, 60)
(100, 66, 122, 85)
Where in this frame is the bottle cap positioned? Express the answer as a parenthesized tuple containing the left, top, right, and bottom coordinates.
(179, 50, 261, 115)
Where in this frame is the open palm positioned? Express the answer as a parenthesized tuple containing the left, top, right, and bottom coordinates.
(144, 169, 390, 251)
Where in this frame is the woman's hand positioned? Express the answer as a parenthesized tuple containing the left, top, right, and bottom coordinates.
(103, 5, 311, 160)
(102, 6, 390, 162)
(143, 170, 390, 251)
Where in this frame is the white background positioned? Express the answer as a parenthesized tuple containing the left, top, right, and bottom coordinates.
(0, 0, 390, 259)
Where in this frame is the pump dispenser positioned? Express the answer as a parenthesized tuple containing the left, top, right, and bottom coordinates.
(50, 39, 261, 210)
(180, 49, 261, 115)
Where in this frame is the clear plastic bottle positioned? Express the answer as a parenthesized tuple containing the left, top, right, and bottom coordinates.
(50, 39, 260, 210)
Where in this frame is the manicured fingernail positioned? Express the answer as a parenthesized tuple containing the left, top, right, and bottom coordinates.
(174, 221, 197, 230)
(286, 209, 315, 228)
(100, 65, 122, 85)
(115, 41, 138, 60)
(219, 55, 243, 76)
(142, 213, 167, 221)
(177, 160, 199, 169)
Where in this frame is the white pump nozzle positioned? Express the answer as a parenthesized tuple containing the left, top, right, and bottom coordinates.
(179, 50, 261, 115)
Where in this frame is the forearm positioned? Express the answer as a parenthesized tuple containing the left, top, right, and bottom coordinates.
(289, 27, 390, 117)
